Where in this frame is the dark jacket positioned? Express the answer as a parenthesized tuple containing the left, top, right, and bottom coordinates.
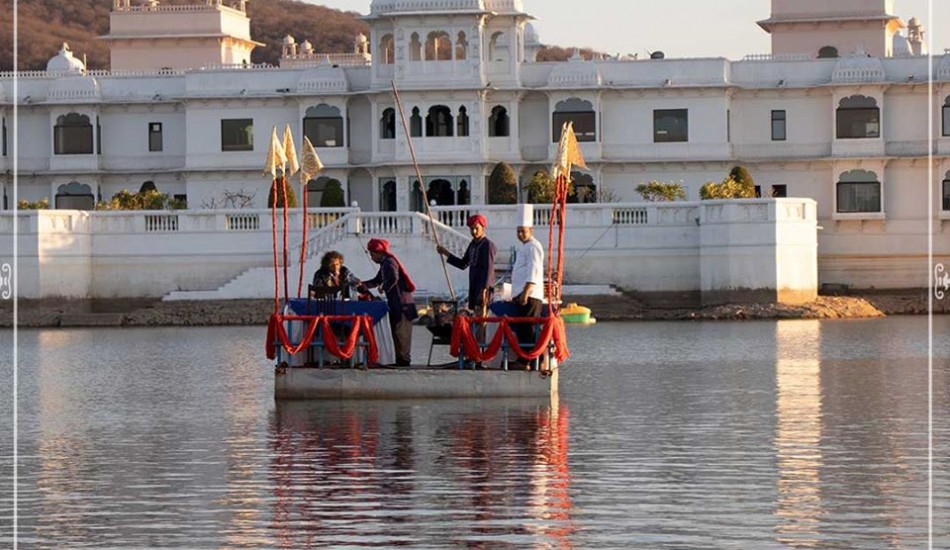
(362, 255, 417, 322)
(311, 265, 353, 300)
(446, 236, 496, 310)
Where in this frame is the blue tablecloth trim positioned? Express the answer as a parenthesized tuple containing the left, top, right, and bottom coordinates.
(288, 299, 389, 324)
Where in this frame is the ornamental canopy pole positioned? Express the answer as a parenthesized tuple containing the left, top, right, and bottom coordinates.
(390, 80, 456, 302)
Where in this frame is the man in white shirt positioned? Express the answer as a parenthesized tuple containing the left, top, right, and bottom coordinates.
(509, 205, 544, 368)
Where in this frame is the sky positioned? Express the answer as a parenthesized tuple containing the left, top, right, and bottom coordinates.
(304, 0, 947, 60)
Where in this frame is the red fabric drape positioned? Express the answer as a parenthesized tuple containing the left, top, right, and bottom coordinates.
(297, 181, 309, 299)
(266, 314, 379, 364)
(281, 176, 290, 303)
(448, 316, 569, 363)
(271, 178, 280, 314)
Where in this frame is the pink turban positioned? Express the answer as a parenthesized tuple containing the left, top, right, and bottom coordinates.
(466, 214, 487, 228)
(367, 238, 389, 254)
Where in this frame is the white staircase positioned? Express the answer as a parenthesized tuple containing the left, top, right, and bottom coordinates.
(164, 212, 472, 301)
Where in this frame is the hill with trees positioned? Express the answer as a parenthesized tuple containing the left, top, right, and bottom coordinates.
(0, 0, 596, 71)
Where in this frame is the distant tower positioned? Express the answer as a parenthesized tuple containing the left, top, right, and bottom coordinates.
(355, 33, 369, 56)
(282, 35, 297, 58)
(906, 17, 927, 56)
(758, 0, 905, 58)
(102, 0, 264, 70)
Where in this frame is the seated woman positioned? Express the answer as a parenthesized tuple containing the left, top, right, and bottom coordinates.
(310, 251, 355, 300)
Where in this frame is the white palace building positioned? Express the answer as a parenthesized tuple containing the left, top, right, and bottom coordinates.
(0, 0, 948, 300)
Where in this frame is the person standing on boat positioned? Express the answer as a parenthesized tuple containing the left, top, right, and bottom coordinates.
(509, 204, 544, 369)
(310, 250, 355, 300)
(359, 238, 417, 366)
(436, 214, 496, 317)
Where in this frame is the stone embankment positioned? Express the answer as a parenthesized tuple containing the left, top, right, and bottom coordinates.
(1, 291, 946, 328)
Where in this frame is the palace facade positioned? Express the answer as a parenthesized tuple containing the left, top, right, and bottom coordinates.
(1, 0, 948, 289)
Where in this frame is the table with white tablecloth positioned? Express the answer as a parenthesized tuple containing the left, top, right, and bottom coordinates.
(283, 299, 395, 366)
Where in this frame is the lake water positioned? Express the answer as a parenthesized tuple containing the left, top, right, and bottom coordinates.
(1, 317, 948, 548)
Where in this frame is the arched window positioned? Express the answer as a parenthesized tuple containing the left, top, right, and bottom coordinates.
(379, 34, 395, 64)
(818, 46, 839, 58)
(943, 96, 950, 137)
(380, 179, 397, 212)
(489, 31, 507, 61)
(425, 31, 452, 61)
(380, 108, 396, 139)
(427, 179, 455, 206)
(553, 98, 596, 142)
(836, 95, 879, 139)
(55, 181, 95, 210)
(54, 113, 93, 154)
(410, 33, 422, 61)
(457, 179, 470, 205)
(426, 105, 453, 137)
(410, 107, 422, 137)
(489, 106, 509, 137)
(456, 106, 469, 137)
(836, 169, 881, 213)
(410, 180, 424, 212)
(304, 104, 344, 147)
(455, 32, 468, 60)
(571, 172, 596, 203)
(943, 170, 950, 212)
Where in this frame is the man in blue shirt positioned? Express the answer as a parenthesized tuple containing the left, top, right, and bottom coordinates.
(436, 214, 496, 317)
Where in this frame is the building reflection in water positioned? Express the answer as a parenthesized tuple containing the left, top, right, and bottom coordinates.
(774, 320, 823, 548)
(269, 396, 574, 548)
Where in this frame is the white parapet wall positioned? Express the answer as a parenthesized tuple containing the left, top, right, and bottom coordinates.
(0, 200, 819, 303)
(699, 199, 818, 305)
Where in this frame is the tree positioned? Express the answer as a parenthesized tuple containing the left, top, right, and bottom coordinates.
(729, 165, 754, 187)
(487, 161, 518, 204)
(635, 181, 687, 202)
(267, 178, 298, 208)
(320, 179, 346, 207)
(523, 170, 578, 204)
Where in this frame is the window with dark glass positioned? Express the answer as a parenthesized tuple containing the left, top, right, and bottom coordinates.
(380, 108, 396, 139)
(489, 106, 509, 137)
(221, 118, 254, 151)
(303, 104, 343, 148)
(943, 174, 950, 211)
(410, 107, 422, 137)
(943, 98, 950, 137)
(380, 180, 397, 212)
(97, 117, 101, 154)
(836, 169, 881, 213)
(653, 109, 688, 142)
(149, 122, 163, 152)
(771, 110, 786, 141)
(552, 98, 596, 142)
(836, 95, 879, 139)
(54, 113, 94, 154)
(818, 46, 838, 58)
(54, 181, 95, 210)
(2, 118, 6, 157)
(771, 184, 788, 198)
(426, 105, 453, 137)
(457, 106, 469, 137)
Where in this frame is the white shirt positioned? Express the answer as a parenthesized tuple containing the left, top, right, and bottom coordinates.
(511, 236, 544, 301)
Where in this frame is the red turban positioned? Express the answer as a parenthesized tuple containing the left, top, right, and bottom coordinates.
(367, 238, 389, 253)
(466, 214, 487, 228)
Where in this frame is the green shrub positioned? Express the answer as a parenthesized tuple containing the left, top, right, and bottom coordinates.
(729, 165, 754, 187)
(320, 179, 345, 207)
(524, 170, 575, 204)
(17, 198, 49, 210)
(635, 181, 687, 202)
(97, 189, 171, 210)
(267, 178, 298, 208)
(699, 177, 757, 199)
(487, 161, 518, 204)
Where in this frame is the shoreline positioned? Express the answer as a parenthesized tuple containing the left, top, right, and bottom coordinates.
(1, 291, 945, 328)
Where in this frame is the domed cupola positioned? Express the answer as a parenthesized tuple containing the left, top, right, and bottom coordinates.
(523, 22, 542, 62)
(831, 49, 885, 84)
(46, 43, 86, 74)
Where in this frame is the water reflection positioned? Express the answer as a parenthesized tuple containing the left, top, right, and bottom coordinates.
(774, 320, 824, 548)
(269, 398, 574, 548)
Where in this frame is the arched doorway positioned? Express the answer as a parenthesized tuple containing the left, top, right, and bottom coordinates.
(427, 178, 455, 206)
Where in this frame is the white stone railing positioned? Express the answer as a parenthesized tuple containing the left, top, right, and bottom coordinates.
(742, 53, 812, 62)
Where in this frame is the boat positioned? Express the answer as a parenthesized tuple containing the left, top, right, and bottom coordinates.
(560, 302, 595, 324)
(265, 118, 586, 400)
